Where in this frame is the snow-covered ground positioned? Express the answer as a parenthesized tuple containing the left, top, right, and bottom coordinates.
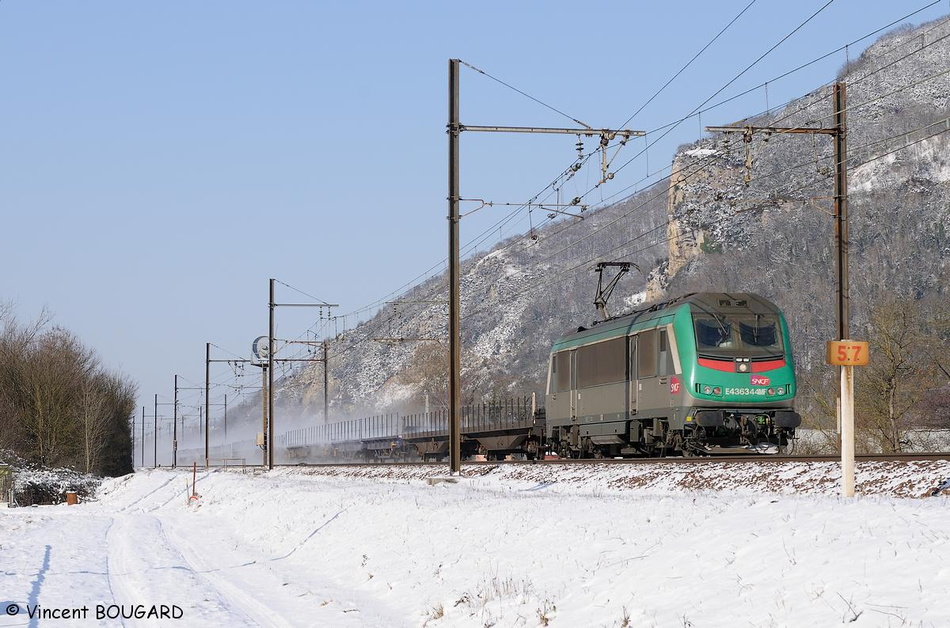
(3, 461, 950, 627)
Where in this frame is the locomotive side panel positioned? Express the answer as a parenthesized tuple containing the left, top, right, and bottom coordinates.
(575, 337, 627, 423)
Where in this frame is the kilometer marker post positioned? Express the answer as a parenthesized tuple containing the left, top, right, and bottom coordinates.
(827, 340, 869, 497)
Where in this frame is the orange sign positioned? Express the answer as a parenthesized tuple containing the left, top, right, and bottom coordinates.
(827, 340, 870, 366)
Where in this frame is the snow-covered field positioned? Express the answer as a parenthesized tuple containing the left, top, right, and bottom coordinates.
(3, 461, 950, 627)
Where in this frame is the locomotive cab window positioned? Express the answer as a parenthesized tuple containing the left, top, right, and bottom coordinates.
(695, 318, 733, 349)
(739, 318, 778, 347)
(693, 312, 783, 358)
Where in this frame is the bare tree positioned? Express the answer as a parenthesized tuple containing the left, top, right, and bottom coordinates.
(0, 308, 137, 475)
(855, 297, 940, 452)
(18, 329, 95, 465)
(80, 376, 108, 474)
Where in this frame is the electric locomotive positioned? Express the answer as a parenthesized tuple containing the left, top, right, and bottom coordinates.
(545, 292, 801, 457)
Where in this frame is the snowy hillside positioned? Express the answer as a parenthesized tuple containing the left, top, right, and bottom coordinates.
(2, 461, 950, 627)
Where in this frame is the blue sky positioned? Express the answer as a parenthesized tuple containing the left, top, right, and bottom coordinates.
(1, 1, 946, 418)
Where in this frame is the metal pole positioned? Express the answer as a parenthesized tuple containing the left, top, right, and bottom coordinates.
(834, 82, 855, 497)
(224, 394, 228, 442)
(834, 82, 849, 342)
(261, 365, 268, 467)
(173, 375, 179, 468)
(323, 340, 330, 424)
(153, 393, 158, 468)
(268, 278, 276, 470)
(141, 406, 145, 468)
(205, 342, 210, 468)
(448, 58, 462, 475)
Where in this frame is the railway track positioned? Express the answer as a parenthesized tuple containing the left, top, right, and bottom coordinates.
(268, 451, 950, 468)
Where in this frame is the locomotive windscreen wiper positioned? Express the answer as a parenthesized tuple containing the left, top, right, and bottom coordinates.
(739, 315, 778, 347)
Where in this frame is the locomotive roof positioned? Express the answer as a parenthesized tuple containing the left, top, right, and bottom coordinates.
(552, 292, 781, 349)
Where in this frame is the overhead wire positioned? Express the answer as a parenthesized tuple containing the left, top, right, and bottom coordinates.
(615, 0, 759, 130)
(663, 1, 944, 134)
(327, 140, 604, 328)
(458, 60, 593, 129)
(462, 107, 950, 321)
(603, 0, 837, 189)
(572, 1, 943, 217)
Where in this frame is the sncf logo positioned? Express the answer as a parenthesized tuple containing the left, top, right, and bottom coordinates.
(750, 375, 771, 386)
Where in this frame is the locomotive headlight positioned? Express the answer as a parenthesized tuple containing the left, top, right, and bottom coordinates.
(735, 357, 751, 373)
(698, 384, 722, 397)
(767, 388, 775, 396)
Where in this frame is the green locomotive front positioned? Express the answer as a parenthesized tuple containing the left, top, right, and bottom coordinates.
(545, 292, 801, 457)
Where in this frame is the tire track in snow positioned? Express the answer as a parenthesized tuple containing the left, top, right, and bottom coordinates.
(106, 514, 260, 627)
(160, 512, 402, 627)
(101, 518, 127, 628)
(157, 519, 299, 628)
(112, 470, 213, 514)
(111, 475, 180, 513)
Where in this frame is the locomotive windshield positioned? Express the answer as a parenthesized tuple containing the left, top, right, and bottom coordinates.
(693, 312, 783, 358)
